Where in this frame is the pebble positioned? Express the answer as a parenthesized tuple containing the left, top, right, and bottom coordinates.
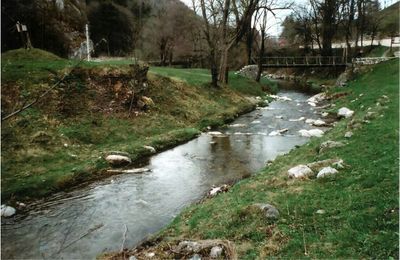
(209, 246, 223, 258)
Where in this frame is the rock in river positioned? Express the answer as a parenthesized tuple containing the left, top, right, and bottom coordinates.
(1, 205, 16, 217)
(298, 129, 324, 138)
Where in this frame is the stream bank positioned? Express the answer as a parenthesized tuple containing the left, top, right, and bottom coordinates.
(2, 90, 326, 259)
(105, 59, 398, 259)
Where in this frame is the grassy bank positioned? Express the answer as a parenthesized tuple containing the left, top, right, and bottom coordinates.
(114, 59, 399, 258)
(1, 49, 271, 202)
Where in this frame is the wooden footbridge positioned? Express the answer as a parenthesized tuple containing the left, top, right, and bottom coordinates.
(260, 56, 397, 68)
(261, 56, 350, 68)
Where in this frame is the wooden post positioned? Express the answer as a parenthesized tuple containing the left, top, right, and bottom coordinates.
(86, 24, 91, 61)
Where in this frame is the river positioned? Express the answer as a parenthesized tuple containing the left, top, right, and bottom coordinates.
(1, 90, 324, 259)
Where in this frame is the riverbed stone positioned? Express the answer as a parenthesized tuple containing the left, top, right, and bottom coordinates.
(105, 154, 132, 166)
(317, 167, 339, 178)
(209, 246, 223, 258)
(1, 205, 16, 217)
(229, 123, 247, 128)
(298, 129, 324, 138)
(307, 92, 327, 104)
(312, 119, 326, 127)
(288, 165, 314, 178)
(319, 141, 346, 153)
(107, 167, 150, 174)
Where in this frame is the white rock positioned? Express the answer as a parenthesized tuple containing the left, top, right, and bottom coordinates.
(269, 131, 280, 136)
(332, 159, 345, 169)
(1, 205, 16, 217)
(208, 184, 229, 197)
(105, 155, 132, 166)
(288, 165, 314, 178)
(129, 256, 137, 260)
(321, 112, 329, 117)
(145, 252, 155, 258)
(251, 120, 261, 124)
(312, 119, 326, 126)
(317, 167, 339, 178)
(210, 246, 223, 258)
(319, 141, 345, 152)
(143, 145, 156, 153)
(307, 92, 326, 104)
(338, 107, 354, 118)
(308, 129, 324, 137)
(268, 128, 288, 136)
(316, 209, 326, 214)
(107, 167, 150, 174)
(229, 124, 247, 128)
(298, 129, 324, 137)
(275, 115, 283, 119)
(308, 102, 317, 107)
(280, 96, 292, 101)
(189, 254, 202, 260)
(305, 119, 315, 124)
(16, 202, 26, 208)
(344, 131, 353, 138)
(208, 131, 223, 136)
(307, 158, 344, 171)
(289, 117, 305, 122)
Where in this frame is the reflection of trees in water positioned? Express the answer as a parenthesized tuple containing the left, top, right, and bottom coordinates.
(208, 136, 252, 180)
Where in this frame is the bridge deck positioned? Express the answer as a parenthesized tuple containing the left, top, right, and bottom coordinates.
(261, 56, 349, 68)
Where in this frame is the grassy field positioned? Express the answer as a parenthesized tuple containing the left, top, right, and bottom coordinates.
(117, 59, 398, 259)
(1, 49, 272, 202)
(150, 67, 273, 96)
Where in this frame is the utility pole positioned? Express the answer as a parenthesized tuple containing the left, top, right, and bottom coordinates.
(86, 24, 91, 61)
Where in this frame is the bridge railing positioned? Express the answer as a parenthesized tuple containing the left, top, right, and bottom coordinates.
(261, 56, 349, 66)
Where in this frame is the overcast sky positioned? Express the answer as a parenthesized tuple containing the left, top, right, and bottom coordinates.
(179, 0, 397, 37)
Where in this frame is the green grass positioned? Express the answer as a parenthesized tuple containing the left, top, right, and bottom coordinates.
(150, 66, 273, 96)
(1, 48, 269, 202)
(150, 59, 399, 258)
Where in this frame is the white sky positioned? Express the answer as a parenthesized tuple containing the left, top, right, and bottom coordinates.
(179, 0, 397, 37)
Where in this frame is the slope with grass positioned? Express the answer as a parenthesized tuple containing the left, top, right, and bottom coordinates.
(116, 59, 399, 259)
(1, 49, 272, 202)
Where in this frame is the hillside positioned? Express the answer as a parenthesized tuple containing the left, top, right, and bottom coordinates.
(379, 1, 400, 36)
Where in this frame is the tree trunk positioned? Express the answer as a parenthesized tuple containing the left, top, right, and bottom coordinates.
(256, 30, 265, 82)
(219, 47, 229, 84)
(246, 27, 253, 65)
(210, 49, 219, 88)
(321, 0, 336, 56)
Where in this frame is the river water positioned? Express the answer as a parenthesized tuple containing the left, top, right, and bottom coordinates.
(1, 90, 323, 259)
